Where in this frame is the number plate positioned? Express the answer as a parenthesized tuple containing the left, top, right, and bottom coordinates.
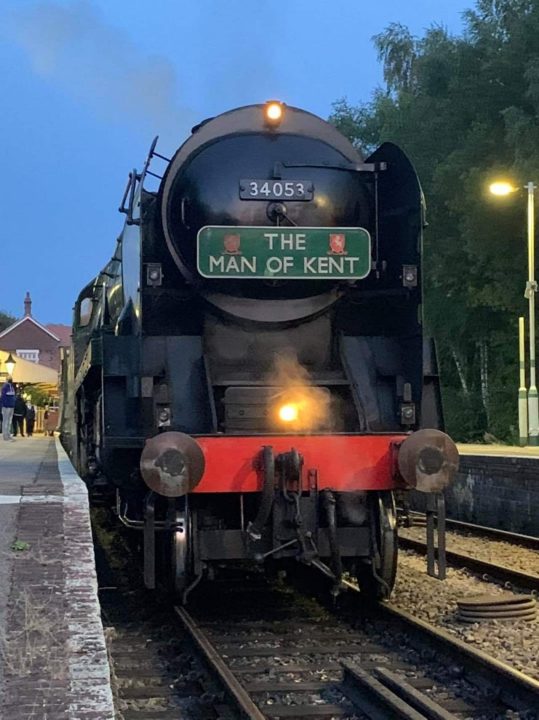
(240, 179, 313, 201)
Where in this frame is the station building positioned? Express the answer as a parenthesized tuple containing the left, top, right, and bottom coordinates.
(0, 292, 70, 373)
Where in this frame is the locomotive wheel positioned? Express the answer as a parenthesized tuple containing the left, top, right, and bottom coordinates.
(170, 502, 193, 599)
(356, 491, 398, 601)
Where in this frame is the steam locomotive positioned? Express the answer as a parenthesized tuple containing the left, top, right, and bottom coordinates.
(61, 102, 458, 601)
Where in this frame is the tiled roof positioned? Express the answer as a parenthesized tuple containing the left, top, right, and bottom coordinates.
(45, 324, 71, 346)
(0, 316, 61, 341)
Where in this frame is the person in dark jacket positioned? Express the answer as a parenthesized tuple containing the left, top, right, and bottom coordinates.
(1, 377, 16, 441)
(13, 392, 27, 437)
(26, 403, 36, 437)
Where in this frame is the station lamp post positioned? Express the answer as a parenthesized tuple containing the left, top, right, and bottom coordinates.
(5, 353, 16, 378)
(489, 180, 539, 445)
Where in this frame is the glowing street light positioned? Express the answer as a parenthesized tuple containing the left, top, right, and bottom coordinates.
(490, 180, 539, 445)
(488, 181, 517, 196)
(5, 353, 16, 378)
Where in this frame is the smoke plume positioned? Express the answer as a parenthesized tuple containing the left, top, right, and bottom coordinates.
(267, 353, 333, 433)
(2, 1, 194, 142)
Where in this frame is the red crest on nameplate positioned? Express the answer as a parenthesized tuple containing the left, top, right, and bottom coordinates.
(329, 233, 346, 254)
(224, 233, 241, 254)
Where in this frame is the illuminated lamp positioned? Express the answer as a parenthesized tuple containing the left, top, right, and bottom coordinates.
(264, 100, 284, 127)
(488, 178, 539, 444)
(5, 353, 16, 377)
(279, 403, 298, 423)
(489, 181, 517, 196)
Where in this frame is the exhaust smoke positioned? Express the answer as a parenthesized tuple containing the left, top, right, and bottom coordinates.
(267, 353, 333, 432)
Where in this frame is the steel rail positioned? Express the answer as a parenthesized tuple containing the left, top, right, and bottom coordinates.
(176, 601, 467, 720)
(379, 602, 539, 713)
(176, 575, 539, 719)
(406, 512, 539, 550)
(174, 605, 266, 720)
(338, 578, 539, 712)
(340, 661, 459, 720)
(398, 535, 539, 591)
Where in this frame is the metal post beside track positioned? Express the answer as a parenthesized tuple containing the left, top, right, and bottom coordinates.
(519, 316, 528, 446)
(425, 493, 446, 580)
(526, 181, 539, 445)
(144, 493, 156, 589)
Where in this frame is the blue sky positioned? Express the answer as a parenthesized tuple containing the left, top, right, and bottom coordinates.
(1, 0, 471, 324)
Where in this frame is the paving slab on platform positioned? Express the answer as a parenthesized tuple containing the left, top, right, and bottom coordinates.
(0, 436, 115, 719)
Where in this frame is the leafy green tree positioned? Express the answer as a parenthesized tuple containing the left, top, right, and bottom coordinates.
(0, 311, 16, 334)
(330, 0, 539, 442)
(23, 384, 52, 407)
(373, 23, 416, 93)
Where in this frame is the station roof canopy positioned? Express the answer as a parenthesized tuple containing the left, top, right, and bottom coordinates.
(0, 349, 58, 385)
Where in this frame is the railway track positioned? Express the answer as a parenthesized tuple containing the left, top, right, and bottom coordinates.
(100, 587, 244, 720)
(399, 513, 539, 590)
(172, 582, 539, 720)
(101, 578, 539, 719)
(95, 512, 539, 719)
(405, 513, 539, 550)
(398, 535, 539, 591)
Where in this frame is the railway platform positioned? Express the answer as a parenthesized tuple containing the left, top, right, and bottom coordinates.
(0, 436, 114, 719)
(458, 442, 539, 457)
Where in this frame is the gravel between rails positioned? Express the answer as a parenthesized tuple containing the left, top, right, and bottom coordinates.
(400, 524, 539, 576)
(391, 549, 539, 681)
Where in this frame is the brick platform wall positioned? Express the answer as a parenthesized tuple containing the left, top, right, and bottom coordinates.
(409, 454, 539, 536)
(0, 440, 114, 719)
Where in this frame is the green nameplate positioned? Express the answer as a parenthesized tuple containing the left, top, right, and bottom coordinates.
(197, 226, 371, 279)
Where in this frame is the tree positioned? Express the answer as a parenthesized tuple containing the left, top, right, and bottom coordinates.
(0, 311, 16, 333)
(330, 0, 539, 441)
(373, 23, 416, 94)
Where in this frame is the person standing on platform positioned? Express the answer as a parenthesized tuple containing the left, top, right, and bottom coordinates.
(26, 403, 36, 437)
(13, 391, 27, 437)
(1, 377, 16, 441)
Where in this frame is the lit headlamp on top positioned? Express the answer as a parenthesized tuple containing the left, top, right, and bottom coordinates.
(264, 100, 285, 127)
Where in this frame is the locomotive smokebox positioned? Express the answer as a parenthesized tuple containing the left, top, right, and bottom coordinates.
(398, 429, 459, 493)
(140, 432, 205, 497)
(159, 104, 371, 313)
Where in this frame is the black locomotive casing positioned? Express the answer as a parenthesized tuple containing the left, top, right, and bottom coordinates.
(61, 103, 447, 599)
(65, 102, 436, 444)
(65, 104, 437, 454)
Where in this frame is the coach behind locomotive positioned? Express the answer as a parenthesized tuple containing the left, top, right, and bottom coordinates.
(61, 101, 458, 601)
